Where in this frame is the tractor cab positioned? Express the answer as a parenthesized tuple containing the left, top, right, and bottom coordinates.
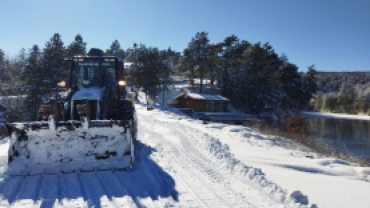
(62, 55, 130, 121)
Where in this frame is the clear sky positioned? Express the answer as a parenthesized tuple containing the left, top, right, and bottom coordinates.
(0, 0, 369, 72)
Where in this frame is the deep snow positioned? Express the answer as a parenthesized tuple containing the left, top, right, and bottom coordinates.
(137, 105, 370, 208)
(0, 103, 325, 208)
(0, 80, 369, 207)
(0, 104, 369, 207)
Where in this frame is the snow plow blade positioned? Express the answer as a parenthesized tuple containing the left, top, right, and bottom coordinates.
(6, 120, 135, 175)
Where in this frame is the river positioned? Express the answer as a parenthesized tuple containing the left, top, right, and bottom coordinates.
(305, 113, 370, 159)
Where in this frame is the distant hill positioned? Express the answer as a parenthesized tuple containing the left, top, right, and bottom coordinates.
(316, 72, 370, 93)
(312, 72, 370, 114)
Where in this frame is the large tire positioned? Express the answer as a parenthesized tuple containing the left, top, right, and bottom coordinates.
(118, 102, 133, 120)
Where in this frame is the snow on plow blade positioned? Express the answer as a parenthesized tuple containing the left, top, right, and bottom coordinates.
(6, 120, 135, 175)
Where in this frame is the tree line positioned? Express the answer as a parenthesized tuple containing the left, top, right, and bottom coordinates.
(1, 32, 318, 123)
(0, 33, 181, 121)
(313, 72, 370, 114)
(177, 32, 318, 115)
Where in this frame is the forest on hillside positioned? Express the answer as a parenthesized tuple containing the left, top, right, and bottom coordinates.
(0, 32, 317, 124)
(312, 72, 370, 114)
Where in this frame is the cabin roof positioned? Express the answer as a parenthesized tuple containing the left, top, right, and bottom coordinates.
(175, 92, 229, 101)
(0, 104, 6, 111)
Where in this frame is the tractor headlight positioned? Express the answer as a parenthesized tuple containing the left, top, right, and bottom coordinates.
(57, 81, 66, 87)
(118, 80, 126, 86)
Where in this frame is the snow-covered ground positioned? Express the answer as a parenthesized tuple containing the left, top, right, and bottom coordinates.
(137, 105, 370, 208)
(0, 104, 369, 207)
(0, 81, 369, 208)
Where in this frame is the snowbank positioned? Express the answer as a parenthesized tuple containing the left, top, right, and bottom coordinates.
(303, 111, 370, 121)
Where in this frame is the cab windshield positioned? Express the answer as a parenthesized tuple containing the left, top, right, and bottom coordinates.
(74, 60, 117, 91)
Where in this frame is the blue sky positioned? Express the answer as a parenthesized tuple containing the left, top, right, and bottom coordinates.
(0, 0, 369, 72)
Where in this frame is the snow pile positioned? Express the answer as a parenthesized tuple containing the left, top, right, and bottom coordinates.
(7, 122, 132, 175)
(192, 132, 317, 208)
(140, 108, 318, 208)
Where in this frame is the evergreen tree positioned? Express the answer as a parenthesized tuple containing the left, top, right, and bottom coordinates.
(238, 42, 283, 114)
(217, 35, 243, 97)
(22, 45, 45, 120)
(129, 46, 163, 104)
(314, 92, 324, 111)
(0, 49, 5, 85)
(158, 48, 177, 104)
(127, 43, 174, 104)
(300, 65, 318, 108)
(43, 33, 66, 95)
(280, 62, 304, 109)
(338, 82, 356, 112)
(0, 49, 4, 64)
(178, 32, 212, 93)
(178, 47, 197, 83)
(66, 34, 86, 57)
(106, 40, 125, 58)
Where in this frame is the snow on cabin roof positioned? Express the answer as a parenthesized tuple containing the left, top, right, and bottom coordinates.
(175, 92, 229, 101)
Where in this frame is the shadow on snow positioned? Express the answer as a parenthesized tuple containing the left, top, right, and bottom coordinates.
(0, 140, 179, 208)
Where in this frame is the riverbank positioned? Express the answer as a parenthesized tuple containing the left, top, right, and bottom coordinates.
(303, 112, 370, 121)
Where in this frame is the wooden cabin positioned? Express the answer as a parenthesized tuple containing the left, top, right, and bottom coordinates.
(174, 92, 229, 112)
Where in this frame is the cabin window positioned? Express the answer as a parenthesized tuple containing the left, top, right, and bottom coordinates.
(223, 102, 227, 111)
(206, 101, 215, 112)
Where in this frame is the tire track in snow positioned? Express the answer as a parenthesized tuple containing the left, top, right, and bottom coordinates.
(12, 175, 42, 208)
(175, 132, 251, 208)
(174, 128, 278, 208)
(79, 172, 115, 208)
(39, 174, 59, 208)
(139, 123, 235, 208)
(0, 176, 24, 207)
(139, 130, 205, 208)
(170, 171, 208, 208)
(115, 171, 164, 208)
(139, 114, 284, 208)
(170, 123, 287, 208)
(96, 171, 138, 208)
(59, 173, 87, 208)
(162, 137, 237, 208)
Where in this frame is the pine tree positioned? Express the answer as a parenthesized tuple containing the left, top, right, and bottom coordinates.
(0, 49, 4, 64)
(66, 34, 86, 57)
(106, 40, 125, 58)
(338, 82, 356, 113)
(300, 65, 318, 108)
(43, 33, 66, 95)
(22, 45, 45, 120)
(178, 32, 212, 93)
(128, 44, 169, 104)
(0, 49, 5, 86)
(238, 42, 282, 114)
(158, 48, 177, 105)
(280, 62, 304, 109)
(178, 47, 197, 84)
(217, 35, 243, 97)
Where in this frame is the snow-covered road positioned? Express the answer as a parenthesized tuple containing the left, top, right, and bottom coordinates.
(0, 104, 369, 207)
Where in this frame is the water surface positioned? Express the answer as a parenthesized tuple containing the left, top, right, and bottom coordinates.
(308, 118, 370, 158)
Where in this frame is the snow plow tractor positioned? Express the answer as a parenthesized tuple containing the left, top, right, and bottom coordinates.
(6, 51, 137, 175)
